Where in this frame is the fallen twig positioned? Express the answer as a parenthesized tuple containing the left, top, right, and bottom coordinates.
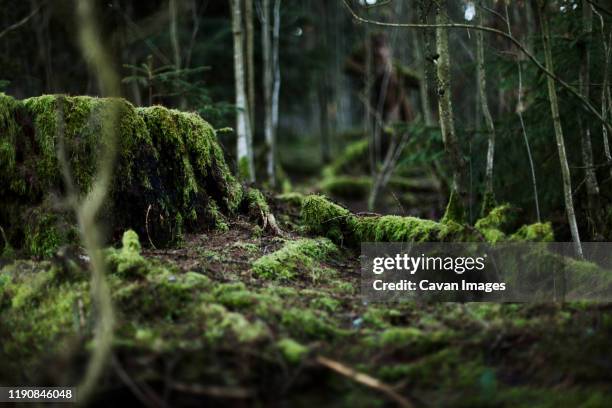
(315, 355, 415, 408)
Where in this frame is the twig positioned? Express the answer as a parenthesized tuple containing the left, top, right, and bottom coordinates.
(145, 204, 157, 249)
(0, 2, 44, 40)
(316, 355, 415, 408)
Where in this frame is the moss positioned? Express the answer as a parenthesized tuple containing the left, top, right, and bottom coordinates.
(243, 187, 270, 218)
(320, 176, 371, 199)
(301, 195, 354, 242)
(200, 303, 267, 344)
(441, 189, 466, 224)
(252, 238, 337, 280)
(1, 95, 245, 255)
(475, 204, 517, 233)
(481, 190, 497, 218)
(238, 156, 251, 181)
(277, 338, 309, 364)
(353, 215, 449, 242)
(106, 230, 148, 277)
(510, 222, 554, 242)
(281, 308, 336, 339)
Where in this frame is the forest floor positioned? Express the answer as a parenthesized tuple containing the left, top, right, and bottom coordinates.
(1, 195, 612, 407)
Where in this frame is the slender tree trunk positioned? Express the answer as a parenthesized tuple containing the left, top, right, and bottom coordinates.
(435, 0, 467, 221)
(505, 4, 541, 222)
(413, 30, 433, 126)
(538, 1, 583, 257)
(245, 0, 256, 134)
(578, 0, 600, 236)
(169, 0, 185, 109)
(476, 1, 496, 215)
(598, 14, 612, 180)
(262, 0, 281, 187)
(231, 0, 254, 181)
(318, 2, 331, 164)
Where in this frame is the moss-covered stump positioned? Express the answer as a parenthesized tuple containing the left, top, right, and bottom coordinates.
(0, 93, 246, 256)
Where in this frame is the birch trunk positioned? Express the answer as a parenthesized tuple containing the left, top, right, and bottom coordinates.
(435, 0, 467, 221)
(231, 0, 254, 182)
(539, 2, 583, 257)
(578, 0, 600, 235)
(476, 0, 496, 214)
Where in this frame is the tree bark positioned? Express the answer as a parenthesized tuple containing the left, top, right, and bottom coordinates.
(435, 0, 467, 220)
(538, 1, 583, 257)
(230, 0, 254, 181)
(476, 0, 496, 214)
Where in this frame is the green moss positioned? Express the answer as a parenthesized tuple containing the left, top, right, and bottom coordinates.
(281, 308, 335, 339)
(1, 95, 245, 256)
(252, 238, 337, 280)
(441, 190, 466, 224)
(510, 222, 554, 242)
(107, 230, 148, 277)
(277, 338, 309, 363)
(481, 190, 497, 218)
(353, 215, 449, 242)
(200, 303, 267, 344)
(238, 156, 251, 181)
(243, 187, 270, 218)
(475, 204, 517, 233)
(301, 195, 354, 242)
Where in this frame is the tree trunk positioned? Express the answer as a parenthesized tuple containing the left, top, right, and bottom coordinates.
(169, 0, 185, 109)
(505, 4, 541, 222)
(538, 1, 583, 257)
(245, 0, 256, 135)
(230, 0, 254, 182)
(476, 0, 496, 215)
(578, 0, 600, 236)
(435, 0, 467, 222)
(262, 0, 281, 187)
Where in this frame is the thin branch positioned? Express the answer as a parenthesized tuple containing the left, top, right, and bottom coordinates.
(340, 0, 612, 134)
(0, 2, 44, 40)
(316, 355, 415, 408)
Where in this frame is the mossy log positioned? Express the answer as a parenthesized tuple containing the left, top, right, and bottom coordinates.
(0, 93, 256, 256)
(300, 194, 553, 245)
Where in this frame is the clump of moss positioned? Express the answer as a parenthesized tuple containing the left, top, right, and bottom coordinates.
(301, 195, 354, 242)
(242, 187, 270, 220)
(276, 338, 309, 364)
(106, 230, 148, 277)
(510, 222, 554, 242)
(275, 192, 305, 207)
(252, 238, 337, 280)
(475, 204, 518, 233)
